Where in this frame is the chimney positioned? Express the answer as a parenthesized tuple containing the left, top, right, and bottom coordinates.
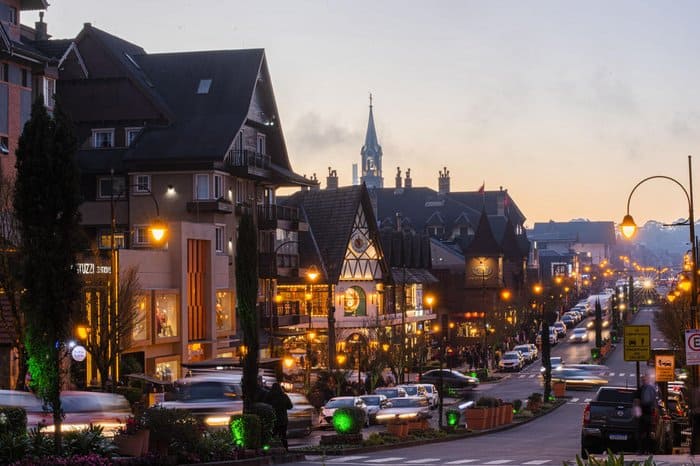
(326, 167, 338, 190)
(438, 167, 450, 195)
(404, 168, 412, 188)
(395, 212, 402, 232)
(395, 166, 402, 189)
(35, 12, 48, 41)
(310, 173, 320, 191)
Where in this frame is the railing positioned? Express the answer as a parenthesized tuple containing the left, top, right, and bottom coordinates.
(226, 149, 271, 169)
(257, 204, 300, 222)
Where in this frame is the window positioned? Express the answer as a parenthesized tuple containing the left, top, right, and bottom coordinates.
(42, 78, 55, 108)
(93, 129, 114, 148)
(256, 133, 266, 154)
(20, 69, 29, 88)
(235, 130, 244, 151)
(8, 7, 17, 25)
(216, 291, 233, 331)
(125, 127, 142, 146)
(213, 174, 223, 199)
(132, 294, 151, 342)
(236, 179, 245, 204)
(134, 226, 150, 246)
(0, 136, 8, 155)
(197, 79, 212, 94)
(155, 291, 178, 339)
(155, 358, 179, 382)
(98, 176, 125, 199)
(98, 231, 126, 249)
(133, 175, 151, 194)
(194, 174, 209, 200)
(1, 64, 8, 82)
(215, 225, 225, 253)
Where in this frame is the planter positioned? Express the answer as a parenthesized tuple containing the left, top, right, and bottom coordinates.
(498, 405, 509, 425)
(553, 381, 566, 397)
(502, 404, 514, 424)
(113, 430, 150, 457)
(407, 418, 429, 431)
(465, 408, 489, 430)
(387, 422, 409, 437)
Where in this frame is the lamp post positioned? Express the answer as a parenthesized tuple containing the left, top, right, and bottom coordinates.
(533, 283, 552, 401)
(620, 155, 699, 454)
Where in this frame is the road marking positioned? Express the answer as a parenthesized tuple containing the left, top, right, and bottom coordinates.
(529, 374, 537, 378)
(445, 461, 479, 465)
(484, 461, 513, 464)
(519, 374, 527, 378)
(584, 398, 592, 402)
(406, 459, 441, 464)
(523, 461, 552, 465)
(570, 398, 580, 402)
(609, 372, 615, 376)
(366, 458, 405, 463)
(326, 457, 370, 463)
(618, 373, 625, 377)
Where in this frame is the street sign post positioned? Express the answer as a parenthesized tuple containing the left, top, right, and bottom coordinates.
(624, 325, 651, 361)
(685, 330, 700, 365)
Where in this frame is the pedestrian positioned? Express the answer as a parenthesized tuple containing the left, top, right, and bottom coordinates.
(264, 382, 293, 451)
(634, 373, 656, 454)
(255, 375, 270, 403)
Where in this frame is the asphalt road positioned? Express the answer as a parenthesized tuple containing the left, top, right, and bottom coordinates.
(285, 308, 674, 465)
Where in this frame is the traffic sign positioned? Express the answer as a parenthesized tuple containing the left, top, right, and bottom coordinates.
(624, 325, 650, 361)
(685, 330, 700, 366)
(655, 354, 675, 382)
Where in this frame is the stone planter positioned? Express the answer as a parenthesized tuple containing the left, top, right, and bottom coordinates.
(465, 408, 489, 430)
(407, 418, 429, 432)
(387, 422, 409, 437)
(113, 430, 150, 457)
(502, 404, 514, 424)
(553, 381, 566, 397)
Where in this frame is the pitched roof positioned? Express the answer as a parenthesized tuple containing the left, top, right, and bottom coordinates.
(282, 185, 384, 282)
(361, 104, 382, 158)
(462, 210, 503, 256)
(447, 190, 526, 227)
(531, 221, 616, 245)
(31, 38, 72, 59)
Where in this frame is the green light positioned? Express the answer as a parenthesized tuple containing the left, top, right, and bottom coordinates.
(470, 372, 477, 378)
(332, 411, 355, 434)
(263, 445, 270, 451)
(446, 410, 460, 427)
(230, 417, 245, 447)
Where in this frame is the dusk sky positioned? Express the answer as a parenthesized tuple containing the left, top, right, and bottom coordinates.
(24, 1, 700, 226)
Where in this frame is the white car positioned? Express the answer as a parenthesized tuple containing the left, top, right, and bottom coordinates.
(321, 396, 369, 427)
(415, 383, 439, 409)
(513, 344, 536, 363)
(498, 351, 524, 372)
(569, 327, 589, 343)
(375, 396, 432, 424)
(359, 394, 389, 424)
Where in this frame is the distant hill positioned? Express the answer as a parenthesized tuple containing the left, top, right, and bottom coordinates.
(629, 219, 695, 266)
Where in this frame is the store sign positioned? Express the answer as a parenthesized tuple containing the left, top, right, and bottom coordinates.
(655, 354, 675, 382)
(71, 345, 87, 362)
(75, 263, 111, 274)
(685, 330, 700, 365)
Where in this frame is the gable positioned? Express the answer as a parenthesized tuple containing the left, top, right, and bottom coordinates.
(340, 203, 383, 281)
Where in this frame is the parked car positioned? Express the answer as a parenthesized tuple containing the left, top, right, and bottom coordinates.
(536, 327, 558, 346)
(569, 328, 590, 343)
(373, 386, 407, 399)
(419, 369, 479, 397)
(527, 343, 539, 360)
(374, 396, 432, 424)
(360, 394, 389, 424)
(159, 374, 243, 428)
(396, 384, 428, 402)
(561, 315, 576, 328)
(287, 392, 314, 437)
(547, 367, 608, 390)
(320, 396, 369, 427)
(513, 344, 536, 363)
(18, 391, 132, 436)
(553, 321, 567, 337)
(415, 383, 439, 409)
(498, 351, 524, 372)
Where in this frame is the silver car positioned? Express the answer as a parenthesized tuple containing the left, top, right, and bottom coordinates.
(320, 396, 369, 427)
(375, 396, 432, 424)
(360, 394, 389, 424)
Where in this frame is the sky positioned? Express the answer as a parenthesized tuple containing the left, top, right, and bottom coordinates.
(23, 1, 700, 226)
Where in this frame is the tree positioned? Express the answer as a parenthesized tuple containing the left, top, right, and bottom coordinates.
(13, 98, 82, 454)
(236, 212, 259, 411)
(80, 265, 143, 389)
(655, 301, 689, 365)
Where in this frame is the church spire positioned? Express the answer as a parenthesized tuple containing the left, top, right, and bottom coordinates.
(360, 93, 383, 188)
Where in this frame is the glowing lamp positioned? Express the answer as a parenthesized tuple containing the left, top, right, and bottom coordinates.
(620, 214, 637, 239)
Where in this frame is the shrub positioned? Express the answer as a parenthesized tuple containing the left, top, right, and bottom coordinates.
(332, 407, 365, 435)
(473, 368, 489, 381)
(528, 392, 543, 403)
(195, 429, 237, 462)
(0, 407, 26, 436)
(248, 402, 275, 447)
(512, 399, 523, 411)
(63, 425, 117, 457)
(574, 449, 654, 466)
(229, 414, 261, 450)
(10, 453, 113, 466)
(363, 432, 386, 446)
(475, 396, 499, 408)
(0, 431, 29, 464)
(141, 406, 203, 457)
(115, 386, 142, 406)
(514, 409, 534, 419)
(26, 428, 54, 458)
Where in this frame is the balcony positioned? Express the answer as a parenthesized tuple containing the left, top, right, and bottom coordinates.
(258, 253, 299, 278)
(257, 204, 300, 230)
(225, 149, 271, 178)
(186, 199, 234, 214)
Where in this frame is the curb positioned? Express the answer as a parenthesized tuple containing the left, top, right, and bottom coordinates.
(180, 453, 306, 466)
(295, 399, 568, 456)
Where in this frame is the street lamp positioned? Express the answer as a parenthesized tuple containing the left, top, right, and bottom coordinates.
(533, 283, 552, 401)
(620, 155, 699, 454)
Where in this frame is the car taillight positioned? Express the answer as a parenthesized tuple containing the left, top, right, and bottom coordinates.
(582, 404, 591, 426)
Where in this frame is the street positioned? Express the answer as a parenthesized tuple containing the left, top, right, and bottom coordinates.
(285, 307, 675, 465)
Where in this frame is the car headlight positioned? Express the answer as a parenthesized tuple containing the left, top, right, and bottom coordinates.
(205, 416, 231, 427)
(376, 414, 395, 421)
(398, 413, 417, 419)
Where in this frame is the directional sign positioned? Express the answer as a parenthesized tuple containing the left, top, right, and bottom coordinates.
(624, 325, 651, 361)
(685, 330, 700, 366)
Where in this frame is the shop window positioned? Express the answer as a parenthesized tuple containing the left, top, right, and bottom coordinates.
(155, 291, 178, 339)
(132, 294, 150, 342)
(216, 290, 233, 331)
(155, 358, 179, 382)
(98, 231, 125, 249)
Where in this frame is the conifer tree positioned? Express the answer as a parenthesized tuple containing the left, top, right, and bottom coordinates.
(14, 98, 82, 454)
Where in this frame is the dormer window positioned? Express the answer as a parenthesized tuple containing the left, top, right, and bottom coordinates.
(197, 79, 212, 94)
(256, 133, 266, 155)
(93, 129, 114, 148)
(125, 127, 142, 146)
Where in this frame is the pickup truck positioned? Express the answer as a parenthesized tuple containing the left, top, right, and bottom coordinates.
(580, 386, 672, 458)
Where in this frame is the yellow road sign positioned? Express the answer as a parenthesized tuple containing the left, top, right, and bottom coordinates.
(624, 325, 650, 361)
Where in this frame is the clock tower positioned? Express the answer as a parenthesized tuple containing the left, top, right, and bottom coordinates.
(360, 94, 384, 189)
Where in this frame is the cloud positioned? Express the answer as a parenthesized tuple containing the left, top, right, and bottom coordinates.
(669, 111, 700, 139)
(288, 111, 362, 152)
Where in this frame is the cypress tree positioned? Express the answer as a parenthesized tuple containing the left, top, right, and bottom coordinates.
(235, 212, 259, 411)
(14, 99, 82, 454)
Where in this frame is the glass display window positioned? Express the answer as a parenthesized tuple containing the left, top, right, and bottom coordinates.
(155, 291, 178, 339)
(132, 294, 150, 342)
(216, 290, 233, 331)
(155, 358, 179, 382)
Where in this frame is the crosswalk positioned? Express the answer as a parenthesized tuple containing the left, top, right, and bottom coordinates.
(514, 371, 635, 379)
(305, 456, 556, 465)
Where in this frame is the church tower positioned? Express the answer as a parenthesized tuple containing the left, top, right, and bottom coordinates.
(360, 94, 384, 189)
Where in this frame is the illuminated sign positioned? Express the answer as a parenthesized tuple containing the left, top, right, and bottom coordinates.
(75, 263, 111, 274)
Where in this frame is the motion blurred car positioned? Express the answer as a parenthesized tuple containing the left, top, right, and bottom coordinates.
(373, 386, 407, 399)
(547, 367, 608, 390)
(374, 396, 432, 424)
(561, 315, 576, 328)
(553, 321, 567, 337)
(360, 394, 389, 424)
(320, 396, 369, 427)
(513, 344, 536, 363)
(159, 374, 243, 428)
(419, 369, 479, 397)
(565, 364, 609, 376)
(569, 328, 590, 343)
(287, 392, 314, 437)
(541, 356, 564, 374)
(498, 351, 524, 372)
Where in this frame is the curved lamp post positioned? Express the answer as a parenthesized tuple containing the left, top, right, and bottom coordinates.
(620, 155, 699, 454)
